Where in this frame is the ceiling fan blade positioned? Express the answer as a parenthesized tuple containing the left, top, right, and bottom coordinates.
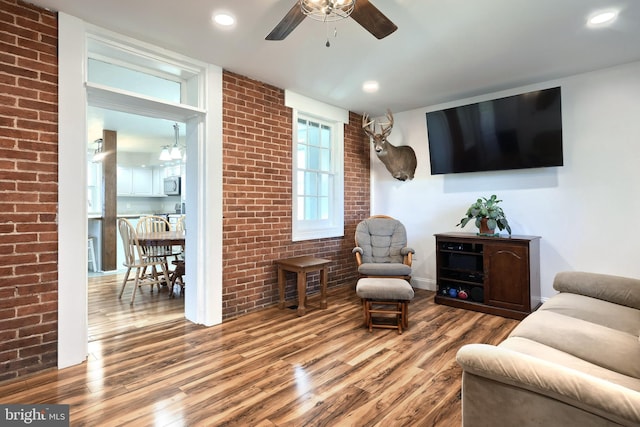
(350, 0, 398, 39)
(266, 2, 307, 40)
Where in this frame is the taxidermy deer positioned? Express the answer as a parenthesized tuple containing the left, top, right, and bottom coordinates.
(362, 109, 417, 181)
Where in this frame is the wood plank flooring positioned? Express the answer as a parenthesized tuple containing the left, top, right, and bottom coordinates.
(0, 276, 519, 426)
(87, 272, 185, 342)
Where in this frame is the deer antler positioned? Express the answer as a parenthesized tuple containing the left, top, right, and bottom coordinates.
(380, 109, 394, 138)
(362, 110, 394, 139)
(362, 113, 376, 138)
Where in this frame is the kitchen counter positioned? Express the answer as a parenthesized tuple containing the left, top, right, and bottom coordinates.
(87, 213, 154, 219)
(118, 213, 152, 219)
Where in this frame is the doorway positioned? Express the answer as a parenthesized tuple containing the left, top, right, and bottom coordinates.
(57, 15, 224, 368)
(87, 106, 188, 340)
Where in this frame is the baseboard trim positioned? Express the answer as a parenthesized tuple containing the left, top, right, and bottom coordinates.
(411, 277, 436, 291)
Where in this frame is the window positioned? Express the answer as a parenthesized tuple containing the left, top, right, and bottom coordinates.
(87, 58, 182, 103)
(296, 116, 332, 221)
(86, 35, 203, 108)
(286, 91, 346, 241)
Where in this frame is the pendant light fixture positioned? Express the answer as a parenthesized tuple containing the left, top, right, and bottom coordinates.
(92, 138, 106, 162)
(159, 145, 172, 161)
(159, 122, 182, 161)
(170, 123, 182, 160)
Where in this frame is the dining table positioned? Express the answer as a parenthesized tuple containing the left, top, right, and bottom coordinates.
(137, 230, 186, 247)
(137, 230, 186, 296)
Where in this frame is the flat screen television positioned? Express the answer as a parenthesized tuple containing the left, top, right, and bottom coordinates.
(426, 86, 563, 175)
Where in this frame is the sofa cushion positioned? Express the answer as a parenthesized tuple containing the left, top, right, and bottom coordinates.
(508, 310, 640, 379)
(499, 336, 640, 392)
(554, 271, 640, 310)
(358, 262, 411, 277)
(539, 292, 640, 335)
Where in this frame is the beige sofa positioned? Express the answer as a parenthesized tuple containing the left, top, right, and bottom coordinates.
(456, 271, 640, 427)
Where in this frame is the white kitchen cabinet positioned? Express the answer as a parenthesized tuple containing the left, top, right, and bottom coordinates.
(131, 168, 153, 195)
(87, 159, 99, 186)
(87, 159, 102, 214)
(117, 166, 132, 195)
(117, 166, 154, 196)
(164, 164, 182, 178)
(152, 167, 165, 196)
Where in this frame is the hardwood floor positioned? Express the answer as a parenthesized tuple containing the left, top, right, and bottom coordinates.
(0, 277, 519, 426)
(87, 272, 185, 342)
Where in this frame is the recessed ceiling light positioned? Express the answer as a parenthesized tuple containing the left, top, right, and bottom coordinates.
(213, 13, 235, 27)
(587, 10, 618, 26)
(362, 80, 379, 93)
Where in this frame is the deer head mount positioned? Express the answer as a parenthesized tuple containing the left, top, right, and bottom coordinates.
(362, 109, 417, 181)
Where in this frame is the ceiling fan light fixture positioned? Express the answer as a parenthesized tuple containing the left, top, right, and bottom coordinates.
(300, 0, 355, 22)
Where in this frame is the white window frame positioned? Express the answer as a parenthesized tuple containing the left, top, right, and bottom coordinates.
(286, 91, 346, 241)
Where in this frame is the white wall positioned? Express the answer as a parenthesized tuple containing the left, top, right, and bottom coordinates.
(371, 60, 640, 299)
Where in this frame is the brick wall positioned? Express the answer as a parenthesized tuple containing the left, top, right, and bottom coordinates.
(0, 2, 371, 380)
(0, 0, 59, 381)
(222, 71, 370, 319)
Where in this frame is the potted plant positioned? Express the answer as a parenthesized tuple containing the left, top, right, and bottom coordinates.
(457, 194, 512, 236)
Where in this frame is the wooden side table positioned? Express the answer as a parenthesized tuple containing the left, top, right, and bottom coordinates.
(276, 255, 331, 316)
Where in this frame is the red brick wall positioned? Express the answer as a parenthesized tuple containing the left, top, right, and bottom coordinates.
(222, 71, 370, 319)
(0, 0, 59, 381)
(0, 3, 371, 380)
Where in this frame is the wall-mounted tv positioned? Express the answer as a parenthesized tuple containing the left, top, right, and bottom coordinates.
(426, 86, 563, 175)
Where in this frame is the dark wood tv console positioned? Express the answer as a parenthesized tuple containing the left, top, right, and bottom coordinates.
(434, 232, 541, 320)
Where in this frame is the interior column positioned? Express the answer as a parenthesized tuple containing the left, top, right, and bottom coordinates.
(101, 129, 117, 271)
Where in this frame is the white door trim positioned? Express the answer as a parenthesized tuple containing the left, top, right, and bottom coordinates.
(57, 13, 223, 368)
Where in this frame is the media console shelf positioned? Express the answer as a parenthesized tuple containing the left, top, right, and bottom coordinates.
(434, 232, 541, 320)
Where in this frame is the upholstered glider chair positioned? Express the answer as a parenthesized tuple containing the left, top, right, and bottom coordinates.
(352, 215, 414, 280)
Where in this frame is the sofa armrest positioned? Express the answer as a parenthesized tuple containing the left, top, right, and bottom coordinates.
(553, 271, 640, 310)
(456, 344, 640, 425)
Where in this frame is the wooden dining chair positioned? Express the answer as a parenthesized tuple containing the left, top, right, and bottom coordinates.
(173, 215, 186, 260)
(166, 215, 186, 297)
(169, 259, 185, 298)
(117, 218, 171, 304)
(137, 215, 171, 233)
(137, 215, 181, 274)
(174, 215, 185, 231)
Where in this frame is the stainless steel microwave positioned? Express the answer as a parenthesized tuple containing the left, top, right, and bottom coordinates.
(164, 176, 181, 196)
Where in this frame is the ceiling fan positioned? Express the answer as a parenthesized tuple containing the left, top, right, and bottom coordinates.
(266, 0, 398, 41)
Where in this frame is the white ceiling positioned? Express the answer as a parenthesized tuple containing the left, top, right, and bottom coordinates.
(33, 0, 640, 153)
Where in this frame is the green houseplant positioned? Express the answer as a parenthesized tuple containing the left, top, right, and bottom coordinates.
(457, 194, 512, 236)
